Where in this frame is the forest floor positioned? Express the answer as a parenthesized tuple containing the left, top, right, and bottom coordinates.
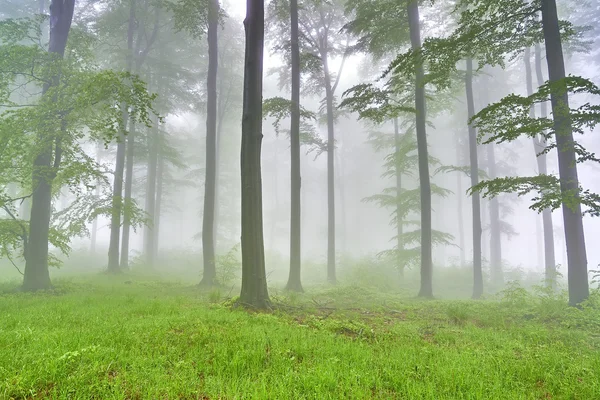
(1, 275, 600, 399)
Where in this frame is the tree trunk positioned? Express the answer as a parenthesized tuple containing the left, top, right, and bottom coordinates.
(408, 1, 433, 298)
(239, 0, 270, 309)
(120, 117, 136, 269)
(200, 0, 219, 287)
(533, 43, 557, 287)
(541, 0, 588, 305)
(144, 114, 159, 268)
(107, 0, 136, 273)
(23, 0, 75, 291)
(466, 58, 483, 299)
(322, 52, 336, 284)
(393, 118, 404, 277)
(286, 0, 302, 292)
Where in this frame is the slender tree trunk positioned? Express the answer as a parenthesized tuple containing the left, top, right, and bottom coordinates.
(120, 117, 136, 269)
(541, 0, 588, 305)
(408, 1, 433, 298)
(23, 0, 75, 291)
(239, 0, 270, 308)
(322, 52, 336, 284)
(466, 58, 483, 299)
(533, 43, 557, 286)
(200, 0, 219, 287)
(144, 113, 159, 268)
(154, 150, 164, 263)
(393, 118, 404, 277)
(286, 0, 302, 292)
(107, 0, 136, 273)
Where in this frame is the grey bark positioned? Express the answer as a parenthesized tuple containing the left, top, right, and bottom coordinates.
(239, 0, 270, 308)
(393, 118, 404, 276)
(23, 0, 75, 291)
(541, 0, 588, 305)
(143, 113, 159, 267)
(408, 1, 433, 298)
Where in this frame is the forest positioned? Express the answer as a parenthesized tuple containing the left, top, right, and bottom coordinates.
(1, 0, 600, 398)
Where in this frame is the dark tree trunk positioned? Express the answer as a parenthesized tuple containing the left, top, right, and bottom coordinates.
(239, 0, 270, 308)
(144, 114, 159, 268)
(120, 117, 136, 269)
(200, 0, 219, 287)
(408, 1, 433, 298)
(393, 118, 404, 277)
(532, 43, 558, 286)
(154, 149, 164, 263)
(23, 0, 75, 291)
(322, 52, 336, 284)
(286, 0, 302, 293)
(541, 0, 589, 305)
(466, 58, 483, 299)
(107, 0, 136, 273)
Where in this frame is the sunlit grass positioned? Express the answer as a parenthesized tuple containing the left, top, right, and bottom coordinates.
(1, 276, 599, 399)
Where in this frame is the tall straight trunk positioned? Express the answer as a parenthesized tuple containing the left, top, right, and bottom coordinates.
(90, 141, 103, 256)
(120, 117, 136, 268)
(286, 0, 302, 292)
(487, 142, 502, 286)
(393, 118, 404, 277)
(239, 0, 270, 308)
(533, 43, 557, 286)
(153, 150, 164, 262)
(336, 141, 348, 255)
(200, 0, 219, 287)
(455, 132, 466, 267)
(107, 0, 136, 273)
(408, 1, 433, 298)
(541, 0, 588, 305)
(144, 114, 159, 267)
(322, 52, 336, 284)
(466, 58, 483, 299)
(23, 0, 75, 291)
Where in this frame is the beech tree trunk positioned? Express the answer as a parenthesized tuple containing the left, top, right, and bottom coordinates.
(23, 0, 75, 291)
(408, 1, 433, 298)
(154, 150, 164, 262)
(107, 0, 137, 273)
(532, 43, 557, 286)
(465, 58, 483, 299)
(455, 131, 466, 267)
(487, 142, 503, 287)
(541, 0, 589, 305)
(239, 0, 270, 308)
(286, 0, 303, 292)
(120, 117, 136, 269)
(90, 141, 103, 256)
(200, 0, 219, 287)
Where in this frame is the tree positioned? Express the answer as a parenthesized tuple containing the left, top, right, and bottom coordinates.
(267, 0, 352, 283)
(465, 58, 483, 299)
(200, 0, 219, 287)
(23, 0, 76, 290)
(540, 0, 588, 305)
(286, 0, 302, 292)
(239, 0, 270, 308)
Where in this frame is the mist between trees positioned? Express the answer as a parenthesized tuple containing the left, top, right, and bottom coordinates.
(0, 0, 600, 308)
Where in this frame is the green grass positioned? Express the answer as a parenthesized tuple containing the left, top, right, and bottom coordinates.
(1, 276, 599, 399)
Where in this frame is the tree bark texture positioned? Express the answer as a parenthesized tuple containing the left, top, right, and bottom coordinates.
(408, 1, 433, 298)
(239, 0, 270, 308)
(541, 0, 589, 305)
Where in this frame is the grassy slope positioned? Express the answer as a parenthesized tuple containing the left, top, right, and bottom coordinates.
(1, 277, 599, 399)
